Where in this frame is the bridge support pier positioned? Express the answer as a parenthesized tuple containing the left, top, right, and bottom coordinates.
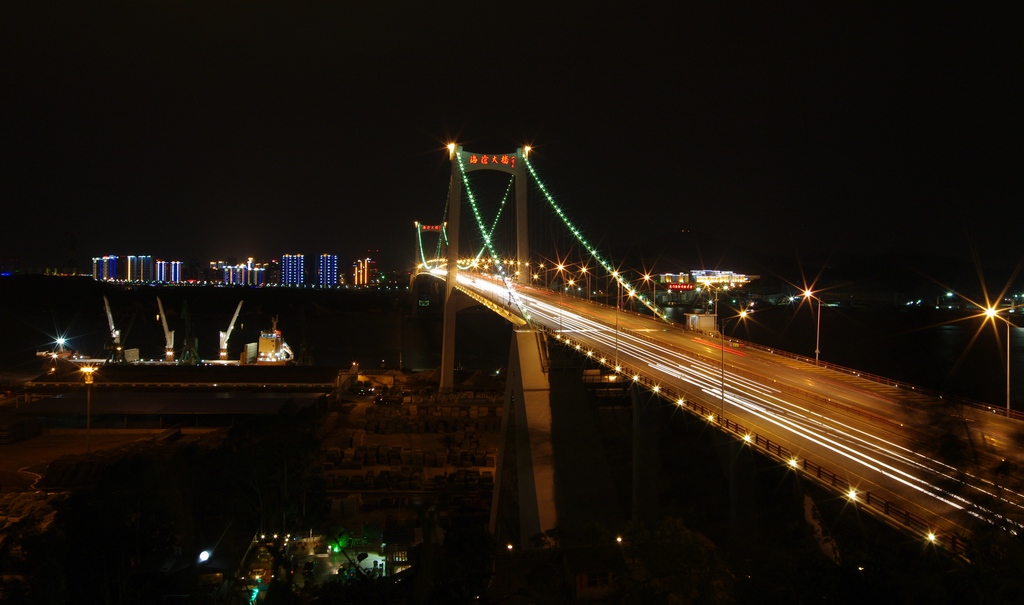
(714, 430, 756, 548)
(439, 286, 459, 391)
(631, 384, 661, 527)
(490, 329, 556, 549)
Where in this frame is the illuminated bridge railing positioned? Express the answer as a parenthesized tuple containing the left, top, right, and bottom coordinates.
(547, 327, 972, 561)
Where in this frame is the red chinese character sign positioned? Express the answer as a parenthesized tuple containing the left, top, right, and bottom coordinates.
(667, 283, 694, 291)
(460, 150, 521, 175)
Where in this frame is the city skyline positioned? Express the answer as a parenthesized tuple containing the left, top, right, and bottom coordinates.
(84, 251, 384, 286)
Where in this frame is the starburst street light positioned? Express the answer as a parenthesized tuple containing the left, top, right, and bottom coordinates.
(642, 273, 655, 306)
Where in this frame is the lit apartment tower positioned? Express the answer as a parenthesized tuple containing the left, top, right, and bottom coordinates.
(122, 255, 152, 282)
(223, 265, 239, 285)
(170, 261, 182, 283)
(318, 254, 338, 287)
(140, 255, 153, 282)
(156, 260, 168, 282)
(126, 255, 139, 281)
(281, 254, 305, 286)
(250, 265, 264, 286)
(352, 257, 376, 286)
(92, 255, 118, 281)
(242, 257, 266, 287)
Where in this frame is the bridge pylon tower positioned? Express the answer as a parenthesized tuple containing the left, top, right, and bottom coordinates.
(441, 145, 529, 392)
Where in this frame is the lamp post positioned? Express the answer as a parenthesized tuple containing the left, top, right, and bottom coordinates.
(556, 264, 567, 332)
(804, 289, 822, 366)
(717, 307, 750, 422)
(81, 366, 95, 453)
(612, 270, 621, 367)
(985, 307, 1014, 415)
(715, 286, 725, 420)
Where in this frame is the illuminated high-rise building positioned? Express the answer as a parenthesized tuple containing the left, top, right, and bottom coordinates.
(318, 254, 338, 287)
(223, 265, 240, 285)
(352, 257, 376, 286)
(156, 259, 183, 283)
(250, 265, 264, 286)
(281, 254, 304, 286)
(216, 257, 267, 286)
(92, 255, 118, 281)
(140, 255, 153, 282)
(126, 255, 138, 281)
(110, 255, 153, 282)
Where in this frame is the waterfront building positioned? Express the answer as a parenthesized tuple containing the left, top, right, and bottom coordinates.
(126, 255, 153, 282)
(318, 254, 338, 287)
(281, 254, 305, 287)
(353, 257, 377, 286)
(92, 255, 118, 281)
(219, 257, 267, 286)
(690, 269, 758, 287)
(155, 259, 184, 283)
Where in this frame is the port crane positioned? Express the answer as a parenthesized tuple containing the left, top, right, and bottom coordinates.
(219, 301, 244, 361)
(156, 296, 175, 363)
(103, 295, 125, 363)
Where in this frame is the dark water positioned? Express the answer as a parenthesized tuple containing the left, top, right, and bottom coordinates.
(0, 276, 512, 375)
(2, 276, 1020, 409)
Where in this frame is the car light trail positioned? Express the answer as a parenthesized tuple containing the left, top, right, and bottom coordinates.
(441, 271, 1024, 542)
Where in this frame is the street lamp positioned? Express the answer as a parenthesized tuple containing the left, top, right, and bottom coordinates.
(985, 307, 1014, 414)
(580, 266, 590, 301)
(712, 286, 725, 420)
(717, 307, 750, 421)
(555, 264, 569, 331)
(612, 270, 622, 367)
(803, 289, 822, 366)
(81, 366, 95, 453)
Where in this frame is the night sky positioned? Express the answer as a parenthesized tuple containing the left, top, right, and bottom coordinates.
(2, 5, 1020, 282)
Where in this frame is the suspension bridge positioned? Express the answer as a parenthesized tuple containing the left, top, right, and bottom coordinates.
(411, 144, 1024, 558)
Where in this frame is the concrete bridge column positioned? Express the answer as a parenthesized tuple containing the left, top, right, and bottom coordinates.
(632, 384, 661, 527)
(439, 146, 462, 392)
(490, 329, 556, 548)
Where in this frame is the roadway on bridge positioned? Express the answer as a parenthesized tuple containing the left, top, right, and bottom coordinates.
(456, 272, 1024, 546)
